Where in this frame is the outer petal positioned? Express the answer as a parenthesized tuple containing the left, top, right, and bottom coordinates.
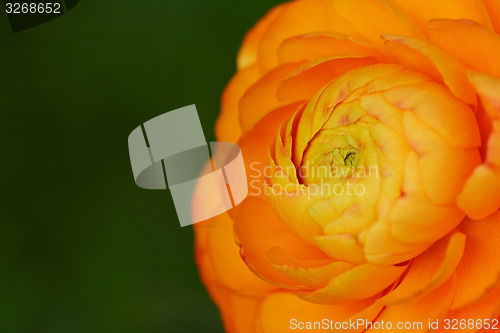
(383, 35, 477, 106)
(428, 19, 500, 78)
(387, 0, 492, 32)
(206, 283, 265, 333)
(234, 197, 329, 287)
(378, 230, 466, 305)
(297, 262, 407, 304)
(277, 32, 386, 64)
(195, 212, 274, 333)
(369, 274, 457, 332)
(195, 212, 277, 293)
(269, 249, 354, 289)
(452, 211, 500, 309)
(237, 4, 288, 70)
(259, 292, 380, 333)
(276, 55, 378, 102)
(443, 283, 500, 333)
(216, 65, 260, 142)
(481, 0, 500, 34)
(257, 0, 420, 72)
(239, 102, 304, 200)
(239, 62, 304, 131)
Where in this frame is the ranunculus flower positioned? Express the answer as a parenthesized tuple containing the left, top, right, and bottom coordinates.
(193, 0, 500, 332)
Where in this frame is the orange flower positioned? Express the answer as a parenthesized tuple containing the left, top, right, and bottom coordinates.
(194, 0, 500, 332)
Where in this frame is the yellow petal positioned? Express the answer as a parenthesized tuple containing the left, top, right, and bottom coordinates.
(389, 195, 465, 244)
(364, 218, 432, 265)
(401, 110, 480, 205)
(314, 234, 367, 265)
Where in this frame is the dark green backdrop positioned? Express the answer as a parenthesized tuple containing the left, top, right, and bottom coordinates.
(0, 1, 281, 332)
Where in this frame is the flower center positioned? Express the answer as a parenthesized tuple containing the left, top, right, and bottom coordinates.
(332, 147, 359, 167)
(299, 131, 362, 185)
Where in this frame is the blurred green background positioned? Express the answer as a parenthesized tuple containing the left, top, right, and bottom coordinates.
(0, 1, 281, 332)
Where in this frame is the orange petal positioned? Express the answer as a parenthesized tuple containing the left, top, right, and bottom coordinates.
(452, 211, 500, 309)
(236, 3, 288, 70)
(216, 64, 260, 142)
(239, 62, 303, 131)
(234, 197, 328, 287)
(383, 35, 477, 106)
(378, 230, 466, 305)
(257, 0, 420, 72)
(428, 19, 500, 78)
(444, 282, 500, 333)
(256, 0, 331, 73)
(297, 262, 407, 304)
(195, 215, 273, 333)
(324, 0, 423, 45)
(482, 0, 500, 34)
(459, 164, 500, 220)
(269, 247, 353, 289)
(458, 72, 500, 219)
(368, 274, 457, 332)
(276, 55, 378, 102)
(238, 102, 303, 200)
(259, 292, 379, 333)
(387, 0, 492, 32)
(200, 213, 277, 293)
(467, 71, 500, 111)
(277, 32, 386, 64)
(206, 283, 265, 333)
